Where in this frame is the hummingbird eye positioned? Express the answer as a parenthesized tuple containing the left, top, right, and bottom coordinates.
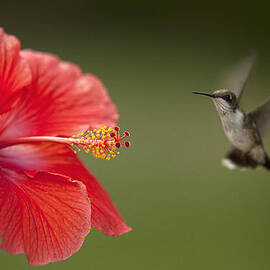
(223, 94, 233, 102)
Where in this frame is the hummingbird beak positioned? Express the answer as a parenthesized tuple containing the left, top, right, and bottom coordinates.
(192, 91, 217, 98)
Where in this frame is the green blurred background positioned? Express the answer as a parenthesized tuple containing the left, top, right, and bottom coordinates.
(2, 1, 270, 269)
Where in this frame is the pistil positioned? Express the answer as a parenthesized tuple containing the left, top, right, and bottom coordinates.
(0, 126, 131, 160)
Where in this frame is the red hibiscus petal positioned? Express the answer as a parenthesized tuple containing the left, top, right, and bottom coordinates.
(0, 144, 49, 171)
(0, 143, 131, 237)
(0, 29, 32, 114)
(0, 169, 91, 266)
(0, 50, 118, 139)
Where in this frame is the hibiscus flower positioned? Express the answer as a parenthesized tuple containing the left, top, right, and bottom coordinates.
(0, 28, 131, 266)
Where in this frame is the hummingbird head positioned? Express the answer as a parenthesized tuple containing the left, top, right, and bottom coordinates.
(192, 89, 238, 113)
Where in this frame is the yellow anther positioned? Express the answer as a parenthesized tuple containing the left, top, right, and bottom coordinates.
(70, 126, 128, 161)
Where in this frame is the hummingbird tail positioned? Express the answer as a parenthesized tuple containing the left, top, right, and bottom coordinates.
(223, 148, 270, 171)
(222, 148, 257, 170)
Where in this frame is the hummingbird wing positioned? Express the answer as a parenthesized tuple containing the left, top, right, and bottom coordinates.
(221, 53, 257, 100)
(249, 99, 270, 137)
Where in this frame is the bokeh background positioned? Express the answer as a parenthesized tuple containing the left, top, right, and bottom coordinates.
(1, 1, 270, 269)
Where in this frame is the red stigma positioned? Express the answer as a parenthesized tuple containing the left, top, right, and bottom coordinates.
(112, 128, 131, 149)
(125, 141, 130, 148)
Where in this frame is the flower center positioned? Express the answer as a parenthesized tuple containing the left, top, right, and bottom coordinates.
(70, 126, 131, 160)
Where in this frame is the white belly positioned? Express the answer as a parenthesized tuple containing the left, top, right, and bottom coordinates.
(220, 110, 254, 152)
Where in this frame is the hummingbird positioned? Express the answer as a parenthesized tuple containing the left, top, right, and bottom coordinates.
(193, 54, 270, 170)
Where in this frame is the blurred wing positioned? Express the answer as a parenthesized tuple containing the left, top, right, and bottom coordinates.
(220, 53, 256, 100)
(249, 99, 270, 137)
